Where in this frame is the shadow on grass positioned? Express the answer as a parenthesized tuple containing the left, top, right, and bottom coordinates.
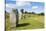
(16, 23, 30, 27)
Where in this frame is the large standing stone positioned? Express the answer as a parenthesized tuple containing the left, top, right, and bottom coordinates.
(10, 9, 19, 28)
(10, 11, 16, 27)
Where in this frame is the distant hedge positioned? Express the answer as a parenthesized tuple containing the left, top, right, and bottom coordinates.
(38, 13, 44, 16)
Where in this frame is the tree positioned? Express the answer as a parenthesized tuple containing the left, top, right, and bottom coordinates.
(32, 12, 35, 14)
(25, 11, 28, 14)
(40, 13, 44, 15)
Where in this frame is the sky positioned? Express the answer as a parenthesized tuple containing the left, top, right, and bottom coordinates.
(5, 0, 44, 13)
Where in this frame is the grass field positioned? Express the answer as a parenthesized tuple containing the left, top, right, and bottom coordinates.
(6, 13, 44, 31)
(5, 13, 10, 31)
(16, 14, 44, 30)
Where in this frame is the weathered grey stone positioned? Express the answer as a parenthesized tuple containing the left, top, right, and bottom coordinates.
(10, 11, 16, 27)
(10, 9, 19, 27)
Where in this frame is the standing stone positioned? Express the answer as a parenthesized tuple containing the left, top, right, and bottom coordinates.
(15, 9, 19, 26)
(10, 11, 16, 28)
(10, 9, 19, 28)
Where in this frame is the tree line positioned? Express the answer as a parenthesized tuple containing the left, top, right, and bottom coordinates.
(20, 9, 44, 16)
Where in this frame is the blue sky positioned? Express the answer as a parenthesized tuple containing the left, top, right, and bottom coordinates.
(5, 0, 16, 4)
(6, 0, 44, 13)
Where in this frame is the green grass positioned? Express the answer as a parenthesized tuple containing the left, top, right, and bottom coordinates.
(5, 13, 10, 31)
(16, 14, 44, 30)
(6, 13, 44, 30)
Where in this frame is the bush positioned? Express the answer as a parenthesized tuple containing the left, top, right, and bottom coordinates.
(40, 13, 44, 15)
(38, 13, 44, 16)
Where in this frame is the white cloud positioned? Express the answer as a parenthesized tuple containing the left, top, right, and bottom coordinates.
(16, 1, 31, 7)
(6, 4, 16, 13)
(6, 1, 31, 10)
(32, 6, 38, 10)
(31, 6, 44, 13)
(6, 4, 16, 8)
(32, 6, 44, 11)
